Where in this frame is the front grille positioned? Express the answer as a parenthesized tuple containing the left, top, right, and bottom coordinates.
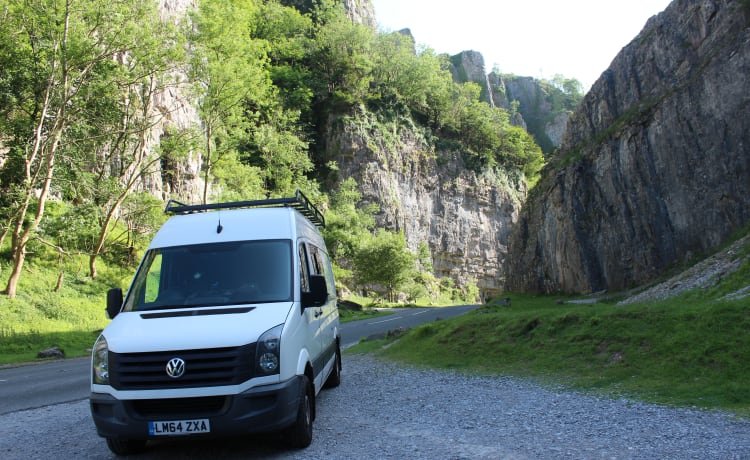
(131, 396, 229, 418)
(110, 344, 255, 390)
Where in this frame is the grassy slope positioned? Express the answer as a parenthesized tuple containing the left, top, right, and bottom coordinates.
(0, 257, 131, 365)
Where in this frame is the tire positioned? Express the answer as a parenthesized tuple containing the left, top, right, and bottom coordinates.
(285, 376, 313, 448)
(323, 345, 341, 389)
(106, 437, 147, 456)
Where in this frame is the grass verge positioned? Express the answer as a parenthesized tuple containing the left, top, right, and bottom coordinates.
(0, 257, 131, 365)
(349, 289, 750, 415)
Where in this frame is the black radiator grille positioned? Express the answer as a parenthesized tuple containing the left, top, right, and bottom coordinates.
(110, 344, 255, 390)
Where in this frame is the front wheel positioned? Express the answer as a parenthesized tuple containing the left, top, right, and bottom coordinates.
(285, 376, 313, 448)
(106, 437, 147, 456)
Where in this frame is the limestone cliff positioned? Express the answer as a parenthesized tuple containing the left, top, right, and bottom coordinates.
(343, 0, 376, 28)
(504, 0, 750, 294)
(327, 111, 526, 298)
(450, 51, 579, 154)
(145, 0, 204, 202)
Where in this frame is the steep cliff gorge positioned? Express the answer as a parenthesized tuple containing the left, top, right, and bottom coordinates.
(504, 0, 750, 294)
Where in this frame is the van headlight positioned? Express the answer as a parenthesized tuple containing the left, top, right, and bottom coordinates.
(256, 324, 282, 375)
(92, 335, 110, 385)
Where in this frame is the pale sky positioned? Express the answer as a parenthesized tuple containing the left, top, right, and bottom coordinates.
(370, 0, 673, 90)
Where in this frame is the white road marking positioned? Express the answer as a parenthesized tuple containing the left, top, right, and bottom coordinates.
(369, 317, 401, 325)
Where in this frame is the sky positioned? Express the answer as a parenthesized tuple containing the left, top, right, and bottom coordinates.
(369, 0, 673, 90)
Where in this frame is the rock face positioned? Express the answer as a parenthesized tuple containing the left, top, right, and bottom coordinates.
(504, 0, 750, 294)
(327, 112, 526, 298)
(144, 0, 204, 202)
(343, 0, 376, 28)
(451, 51, 576, 153)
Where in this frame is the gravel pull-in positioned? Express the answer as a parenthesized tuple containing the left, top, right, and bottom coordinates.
(1, 354, 748, 459)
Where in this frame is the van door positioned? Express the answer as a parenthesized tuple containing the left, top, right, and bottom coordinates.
(298, 242, 323, 378)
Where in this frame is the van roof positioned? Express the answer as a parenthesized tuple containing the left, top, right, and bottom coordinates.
(164, 190, 324, 227)
(149, 207, 322, 249)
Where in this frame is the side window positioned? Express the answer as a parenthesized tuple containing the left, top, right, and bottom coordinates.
(310, 246, 323, 275)
(298, 242, 310, 292)
(310, 244, 336, 297)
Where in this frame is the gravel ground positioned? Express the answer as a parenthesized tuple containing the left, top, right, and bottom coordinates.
(2, 354, 748, 459)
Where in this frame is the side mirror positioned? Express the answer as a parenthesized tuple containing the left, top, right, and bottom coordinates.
(302, 275, 328, 308)
(106, 288, 123, 319)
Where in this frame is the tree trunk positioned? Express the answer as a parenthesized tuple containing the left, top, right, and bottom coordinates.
(202, 125, 213, 205)
(4, 132, 60, 298)
(2, 3, 69, 298)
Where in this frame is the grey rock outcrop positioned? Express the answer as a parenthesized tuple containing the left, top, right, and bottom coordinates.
(141, 0, 203, 202)
(328, 112, 526, 298)
(505, 0, 750, 294)
(344, 0, 377, 28)
(451, 52, 578, 153)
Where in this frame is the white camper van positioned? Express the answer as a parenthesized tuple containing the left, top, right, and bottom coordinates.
(90, 191, 341, 455)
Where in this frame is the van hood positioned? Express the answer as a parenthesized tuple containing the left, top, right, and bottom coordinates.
(103, 303, 294, 353)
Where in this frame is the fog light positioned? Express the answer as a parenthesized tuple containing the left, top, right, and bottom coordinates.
(259, 352, 278, 372)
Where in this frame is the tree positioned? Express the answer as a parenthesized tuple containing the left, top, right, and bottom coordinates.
(307, 0, 374, 107)
(370, 36, 454, 121)
(498, 125, 545, 185)
(0, 0, 173, 296)
(323, 177, 378, 263)
(190, 0, 315, 201)
(75, 6, 186, 278)
(354, 229, 415, 302)
(189, 0, 270, 203)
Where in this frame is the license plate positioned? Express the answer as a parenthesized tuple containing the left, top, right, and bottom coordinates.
(148, 419, 211, 436)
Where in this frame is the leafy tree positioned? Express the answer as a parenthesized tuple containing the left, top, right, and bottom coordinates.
(370, 35, 453, 122)
(191, 0, 317, 200)
(0, 0, 176, 296)
(253, 1, 315, 119)
(353, 229, 415, 302)
(307, 0, 374, 107)
(189, 0, 270, 203)
(551, 74, 584, 99)
(211, 151, 265, 202)
(416, 241, 433, 273)
(74, 7, 185, 278)
(499, 125, 545, 185)
(249, 111, 314, 195)
(323, 177, 378, 262)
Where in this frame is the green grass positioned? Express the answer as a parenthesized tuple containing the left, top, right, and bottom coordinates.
(0, 256, 131, 365)
(338, 307, 393, 323)
(348, 286, 750, 414)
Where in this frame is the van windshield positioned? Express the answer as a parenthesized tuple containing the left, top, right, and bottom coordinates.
(123, 240, 293, 311)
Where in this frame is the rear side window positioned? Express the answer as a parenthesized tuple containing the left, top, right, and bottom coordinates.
(124, 240, 293, 310)
(306, 243, 337, 298)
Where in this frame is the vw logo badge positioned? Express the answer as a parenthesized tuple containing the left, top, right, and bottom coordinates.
(166, 358, 186, 378)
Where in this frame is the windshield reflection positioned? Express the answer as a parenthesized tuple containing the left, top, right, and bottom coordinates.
(124, 240, 293, 311)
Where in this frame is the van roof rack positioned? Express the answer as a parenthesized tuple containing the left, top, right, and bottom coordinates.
(164, 189, 325, 227)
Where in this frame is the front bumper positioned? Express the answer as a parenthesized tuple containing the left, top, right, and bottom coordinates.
(90, 376, 302, 440)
